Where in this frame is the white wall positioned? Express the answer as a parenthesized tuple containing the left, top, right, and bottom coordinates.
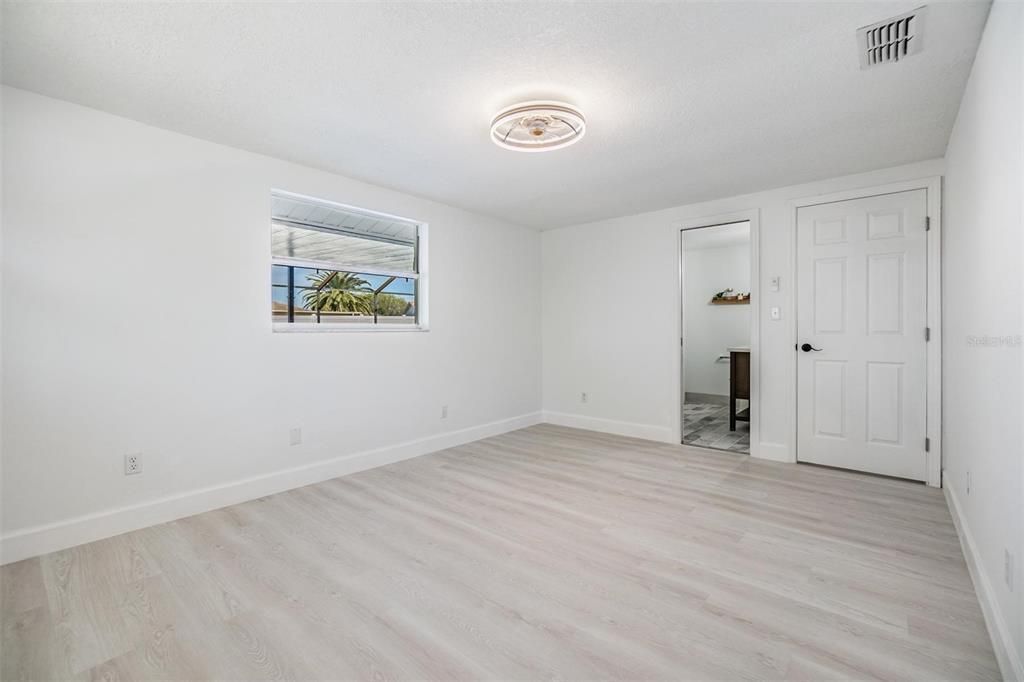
(541, 158, 944, 452)
(0, 87, 542, 562)
(942, 1, 1024, 678)
(683, 241, 750, 397)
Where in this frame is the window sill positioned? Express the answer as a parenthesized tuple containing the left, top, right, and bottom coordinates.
(272, 323, 429, 333)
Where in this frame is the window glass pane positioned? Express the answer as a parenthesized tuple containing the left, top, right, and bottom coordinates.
(273, 269, 404, 325)
(271, 264, 290, 286)
(270, 192, 421, 327)
(373, 292, 414, 316)
(292, 267, 322, 287)
(372, 276, 411, 294)
(378, 277, 416, 325)
(272, 193, 417, 245)
(296, 270, 371, 311)
(315, 310, 376, 325)
(272, 222, 415, 272)
(271, 286, 290, 306)
(271, 286, 289, 323)
(360, 274, 391, 291)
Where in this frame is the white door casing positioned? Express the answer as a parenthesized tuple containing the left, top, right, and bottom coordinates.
(796, 189, 928, 481)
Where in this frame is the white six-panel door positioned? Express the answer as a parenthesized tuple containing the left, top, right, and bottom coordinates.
(796, 189, 928, 481)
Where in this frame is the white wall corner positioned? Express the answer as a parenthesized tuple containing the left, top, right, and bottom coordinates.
(945, 481, 1024, 682)
(542, 411, 675, 444)
(0, 412, 543, 565)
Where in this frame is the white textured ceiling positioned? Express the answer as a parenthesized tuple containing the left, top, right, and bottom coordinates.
(2, 1, 990, 229)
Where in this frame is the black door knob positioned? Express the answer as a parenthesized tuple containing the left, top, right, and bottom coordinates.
(801, 343, 822, 352)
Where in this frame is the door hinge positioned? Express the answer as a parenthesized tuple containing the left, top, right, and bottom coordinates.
(925, 437, 931, 452)
(925, 216, 931, 231)
(925, 327, 931, 341)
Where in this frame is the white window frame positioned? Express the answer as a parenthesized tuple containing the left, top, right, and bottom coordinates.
(270, 190, 429, 333)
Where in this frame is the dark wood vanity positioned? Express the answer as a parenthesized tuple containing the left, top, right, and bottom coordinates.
(729, 348, 750, 430)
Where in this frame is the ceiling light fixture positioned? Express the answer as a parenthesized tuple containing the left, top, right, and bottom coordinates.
(490, 101, 586, 152)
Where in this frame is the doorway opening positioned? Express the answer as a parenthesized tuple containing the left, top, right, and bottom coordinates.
(680, 220, 752, 454)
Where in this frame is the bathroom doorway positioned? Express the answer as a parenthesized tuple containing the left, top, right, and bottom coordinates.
(680, 221, 752, 454)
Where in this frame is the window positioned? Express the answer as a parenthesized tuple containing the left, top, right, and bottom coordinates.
(271, 191, 426, 330)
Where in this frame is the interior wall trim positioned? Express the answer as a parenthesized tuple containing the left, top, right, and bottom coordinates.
(542, 411, 675, 444)
(945, 480, 1024, 682)
(0, 412, 544, 565)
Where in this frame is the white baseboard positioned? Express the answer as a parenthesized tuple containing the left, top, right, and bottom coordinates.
(945, 481, 1023, 682)
(542, 412, 789, 462)
(0, 412, 543, 565)
(753, 441, 795, 463)
(542, 411, 675, 443)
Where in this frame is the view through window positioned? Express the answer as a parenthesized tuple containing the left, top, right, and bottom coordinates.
(271, 192, 423, 327)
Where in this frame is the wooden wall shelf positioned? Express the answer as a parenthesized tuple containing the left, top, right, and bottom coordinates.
(710, 298, 750, 305)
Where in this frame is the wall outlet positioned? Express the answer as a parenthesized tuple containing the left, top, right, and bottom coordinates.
(966, 470, 971, 496)
(1006, 550, 1015, 591)
(441, 405, 448, 419)
(289, 427, 302, 446)
(581, 392, 588, 404)
(124, 453, 142, 475)
(770, 306, 781, 321)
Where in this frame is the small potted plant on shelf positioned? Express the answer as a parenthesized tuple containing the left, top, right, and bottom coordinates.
(712, 288, 736, 302)
(710, 289, 751, 304)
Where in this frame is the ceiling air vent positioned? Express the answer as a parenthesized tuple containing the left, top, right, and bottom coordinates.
(857, 6, 927, 69)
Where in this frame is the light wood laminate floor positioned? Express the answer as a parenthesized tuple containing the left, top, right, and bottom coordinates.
(1, 424, 998, 681)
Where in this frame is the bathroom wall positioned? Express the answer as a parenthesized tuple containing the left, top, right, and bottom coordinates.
(682, 232, 751, 399)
